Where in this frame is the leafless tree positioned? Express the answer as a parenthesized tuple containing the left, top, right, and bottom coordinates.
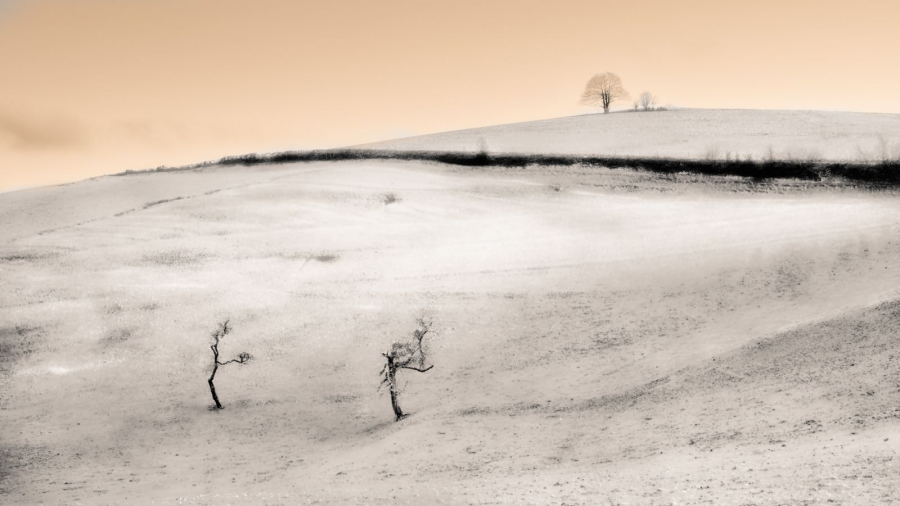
(379, 315, 434, 421)
(207, 320, 251, 409)
(639, 91, 657, 111)
(876, 135, 900, 162)
(474, 137, 491, 163)
(579, 72, 629, 113)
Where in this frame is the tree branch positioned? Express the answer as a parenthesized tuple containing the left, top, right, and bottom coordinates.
(399, 364, 433, 373)
(217, 359, 246, 366)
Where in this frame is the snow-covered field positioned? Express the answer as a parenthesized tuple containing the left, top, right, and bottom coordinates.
(2, 155, 900, 505)
(361, 109, 900, 162)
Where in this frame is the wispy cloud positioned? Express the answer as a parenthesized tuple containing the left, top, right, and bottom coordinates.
(0, 110, 87, 151)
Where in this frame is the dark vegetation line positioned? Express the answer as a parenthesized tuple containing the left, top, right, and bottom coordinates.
(113, 149, 900, 185)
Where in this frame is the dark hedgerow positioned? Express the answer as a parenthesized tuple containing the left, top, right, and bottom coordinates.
(113, 149, 900, 186)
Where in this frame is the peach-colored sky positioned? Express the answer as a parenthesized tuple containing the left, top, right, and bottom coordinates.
(1, 0, 899, 191)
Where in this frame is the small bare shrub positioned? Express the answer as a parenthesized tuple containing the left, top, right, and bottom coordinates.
(379, 315, 434, 421)
(877, 135, 891, 162)
(703, 145, 721, 161)
(382, 193, 400, 205)
(207, 320, 251, 409)
(473, 137, 491, 164)
(803, 148, 823, 163)
(476, 137, 489, 154)
(855, 144, 871, 163)
(855, 137, 900, 164)
(783, 147, 823, 163)
(876, 135, 900, 162)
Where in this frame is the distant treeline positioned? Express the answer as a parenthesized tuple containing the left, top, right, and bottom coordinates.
(114, 149, 900, 185)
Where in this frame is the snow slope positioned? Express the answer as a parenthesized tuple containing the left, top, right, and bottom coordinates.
(360, 109, 900, 162)
(2, 159, 900, 505)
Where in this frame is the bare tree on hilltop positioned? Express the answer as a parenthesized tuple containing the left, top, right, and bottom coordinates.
(639, 91, 657, 111)
(579, 72, 629, 113)
(379, 315, 434, 421)
(207, 319, 251, 409)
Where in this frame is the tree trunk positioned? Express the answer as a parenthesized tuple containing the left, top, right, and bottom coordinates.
(387, 358, 404, 421)
(208, 366, 223, 409)
(603, 105, 610, 113)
